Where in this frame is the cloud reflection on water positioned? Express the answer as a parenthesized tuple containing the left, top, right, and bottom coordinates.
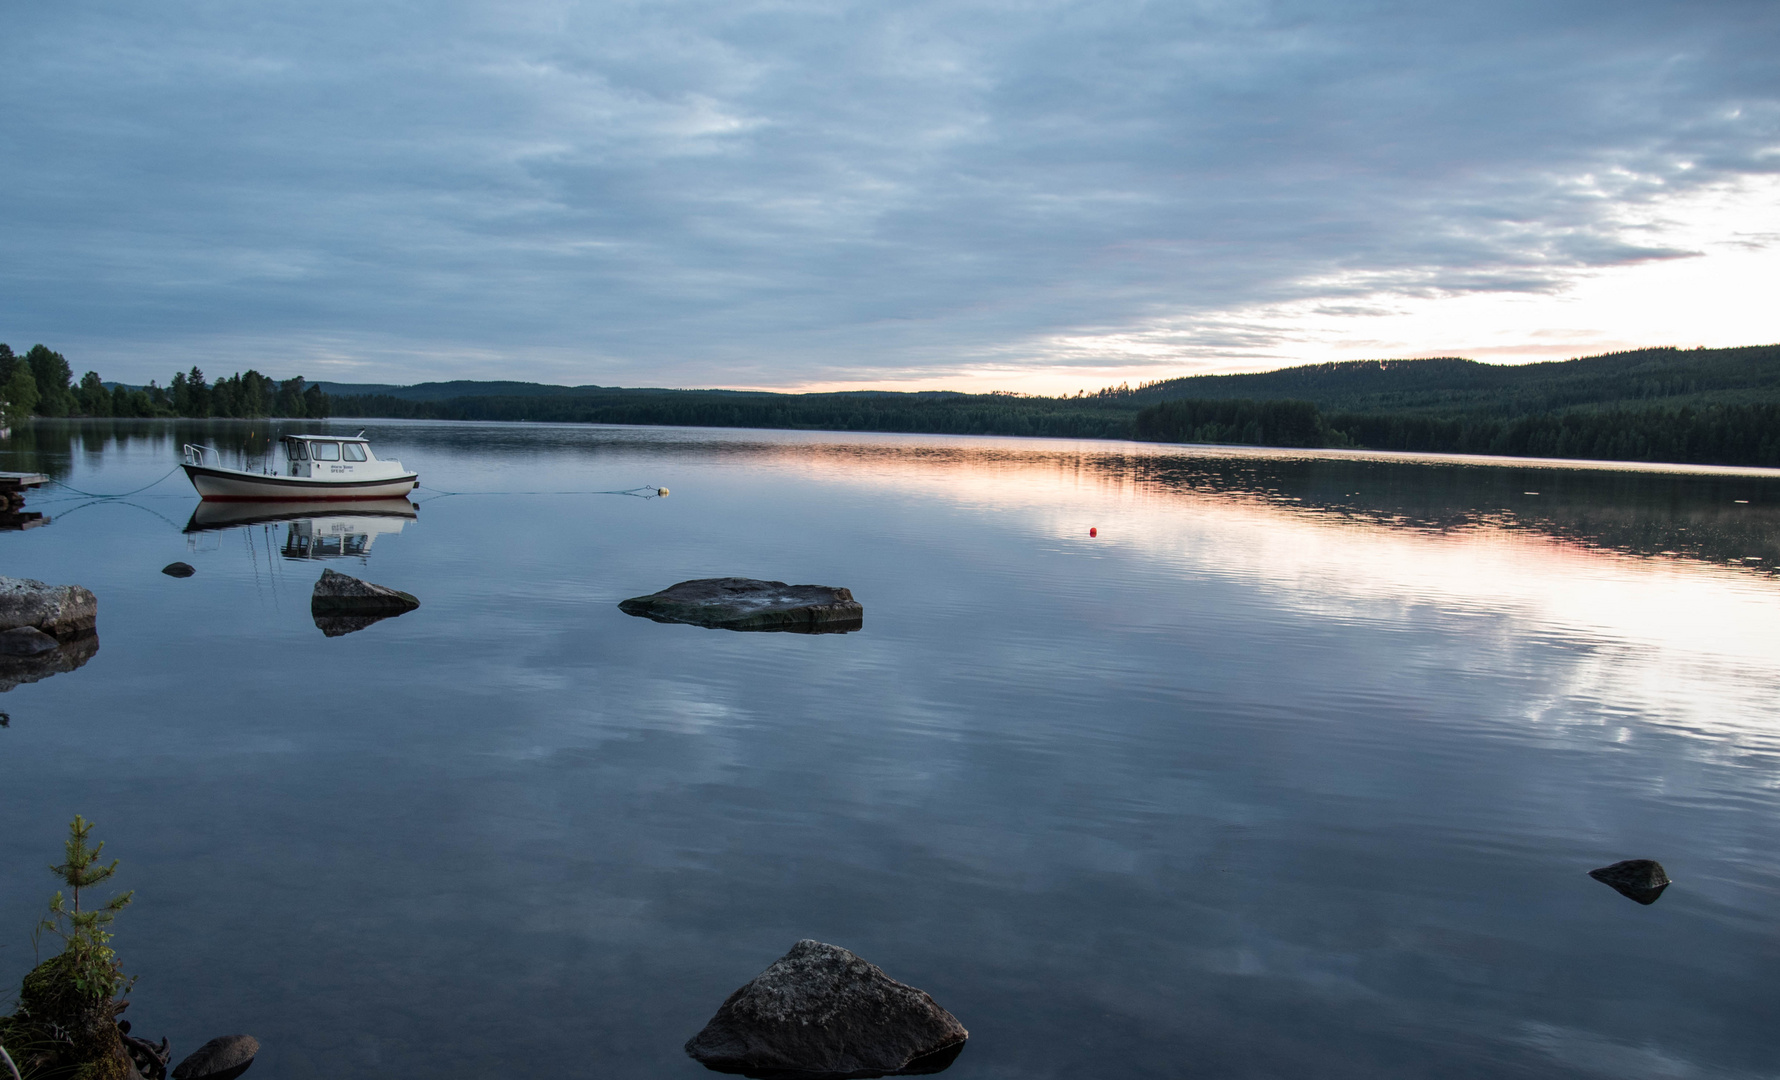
(5, 422, 1780, 1079)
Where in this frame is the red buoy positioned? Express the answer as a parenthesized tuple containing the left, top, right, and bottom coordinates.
(1089, 527, 1098, 537)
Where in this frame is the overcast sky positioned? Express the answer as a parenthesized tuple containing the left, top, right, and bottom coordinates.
(3, 0, 1777, 391)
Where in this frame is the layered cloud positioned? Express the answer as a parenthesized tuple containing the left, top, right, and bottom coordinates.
(2, 0, 1777, 388)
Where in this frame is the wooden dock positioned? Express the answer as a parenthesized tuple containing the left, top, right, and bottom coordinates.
(0, 471, 49, 521)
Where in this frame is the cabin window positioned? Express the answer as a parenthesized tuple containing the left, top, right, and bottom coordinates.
(290, 441, 308, 460)
(342, 443, 367, 462)
(311, 442, 341, 461)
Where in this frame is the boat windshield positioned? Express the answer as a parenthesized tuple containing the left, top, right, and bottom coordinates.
(343, 443, 367, 462)
(311, 442, 341, 461)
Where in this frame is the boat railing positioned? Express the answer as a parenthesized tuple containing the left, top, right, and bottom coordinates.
(182, 443, 222, 468)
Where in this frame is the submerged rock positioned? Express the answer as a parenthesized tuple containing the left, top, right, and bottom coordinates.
(620, 578, 863, 633)
(0, 626, 60, 656)
(172, 1035, 259, 1080)
(1589, 859, 1671, 904)
(685, 940, 967, 1078)
(310, 569, 420, 617)
(0, 632, 100, 693)
(161, 562, 196, 578)
(0, 575, 98, 638)
(311, 613, 404, 638)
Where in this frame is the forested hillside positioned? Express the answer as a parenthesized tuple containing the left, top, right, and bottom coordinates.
(321, 344, 1780, 467)
(1122, 345, 1780, 415)
(8, 340, 1779, 467)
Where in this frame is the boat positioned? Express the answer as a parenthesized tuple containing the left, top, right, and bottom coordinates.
(182, 434, 418, 501)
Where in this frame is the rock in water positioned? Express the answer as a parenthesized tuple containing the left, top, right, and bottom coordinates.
(172, 1035, 259, 1080)
(620, 578, 863, 633)
(1589, 859, 1672, 904)
(685, 940, 967, 1078)
(0, 576, 98, 638)
(0, 632, 100, 692)
(0, 581, 101, 691)
(0, 626, 60, 656)
(310, 568, 420, 617)
(162, 562, 196, 578)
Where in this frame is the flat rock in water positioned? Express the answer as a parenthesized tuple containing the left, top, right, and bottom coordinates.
(0, 575, 98, 638)
(1589, 859, 1671, 904)
(172, 1035, 259, 1080)
(310, 568, 420, 616)
(162, 562, 196, 578)
(685, 940, 967, 1078)
(0, 626, 60, 656)
(620, 578, 862, 633)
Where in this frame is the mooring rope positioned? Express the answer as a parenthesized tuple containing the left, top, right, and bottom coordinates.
(413, 483, 667, 503)
(29, 470, 666, 505)
(40, 464, 186, 500)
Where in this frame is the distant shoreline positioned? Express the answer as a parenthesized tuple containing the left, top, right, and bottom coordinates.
(315, 344, 1780, 470)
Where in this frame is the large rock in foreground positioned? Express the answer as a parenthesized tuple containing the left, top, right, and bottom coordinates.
(620, 579, 862, 634)
(1589, 859, 1671, 904)
(0, 576, 98, 638)
(311, 569, 420, 617)
(172, 1035, 259, 1080)
(685, 940, 966, 1078)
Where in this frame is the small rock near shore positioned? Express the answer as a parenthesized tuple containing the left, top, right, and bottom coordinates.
(161, 562, 196, 578)
(620, 578, 862, 633)
(685, 939, 967, 1077)
(1589, 859, 1671, 904)
(310, 568, 420, 616)
(0, 575, 98, 638)
(172, 1035, 259, 1080)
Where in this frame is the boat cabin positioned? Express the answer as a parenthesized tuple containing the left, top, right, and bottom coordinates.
(283, 435, 381, 478)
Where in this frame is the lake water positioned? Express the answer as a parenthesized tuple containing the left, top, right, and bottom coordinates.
(3, 419, 1779, 1079)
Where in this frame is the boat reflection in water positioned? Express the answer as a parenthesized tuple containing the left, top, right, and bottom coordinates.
(183, 499, 422, 636)
(184, 499, 418, 561)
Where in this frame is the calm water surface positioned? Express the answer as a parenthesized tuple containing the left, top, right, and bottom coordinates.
(3, 420, 1779, 1079)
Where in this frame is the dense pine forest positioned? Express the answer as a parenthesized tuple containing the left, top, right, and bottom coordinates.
(5, 341, 1778, 467)
(0, 343, 329, 423)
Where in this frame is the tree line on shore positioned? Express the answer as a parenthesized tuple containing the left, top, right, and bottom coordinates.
(326, 386, 1141, 438)
(0, 343, 329, 425)
(328, 386, 1780, 468)
(5, 339, 1777, 468)
(1132, 397, 1780, 468)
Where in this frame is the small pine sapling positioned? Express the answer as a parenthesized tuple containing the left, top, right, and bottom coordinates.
(38, 815, 135, 1003)
(1, 817, 138, 1080)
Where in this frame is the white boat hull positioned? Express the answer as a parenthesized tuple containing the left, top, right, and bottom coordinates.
(183, 463, 419, 501)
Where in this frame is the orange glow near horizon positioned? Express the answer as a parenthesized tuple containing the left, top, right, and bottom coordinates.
(729, 175, 1780, 398)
